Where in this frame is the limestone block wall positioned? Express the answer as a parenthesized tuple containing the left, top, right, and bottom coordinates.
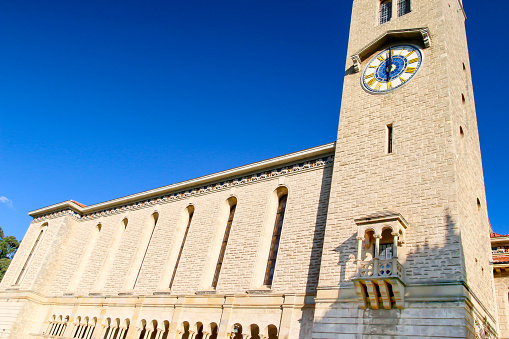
(0, 147, 334, 339)
(38, 162, 332, 297)
(494, 273, 509, 338)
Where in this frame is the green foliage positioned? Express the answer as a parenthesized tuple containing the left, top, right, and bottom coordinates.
(0, 226, 19, 282)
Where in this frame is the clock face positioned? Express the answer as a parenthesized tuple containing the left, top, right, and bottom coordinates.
(361, 44, 423, 94)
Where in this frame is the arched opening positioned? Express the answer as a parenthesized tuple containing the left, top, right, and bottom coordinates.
(379, 228, 394, 260)
(102, 318, 112, 339)
(267, 324, 278, 339)
(149, 320, 158, 339)
(195, 322, 204, 339)
(232, 323, 243, 339)
(181, 321, 190, 339)
(161, 321, 170, 339)
(264, 189, 288, 287)
(16, 223, 47, 285)
(170, 206, 195, 289)
(212, 197, 237, 288)
(209, 323, 218, 339)
(138, 320, 147, 339)
(249, 324, 260, 339)
(132, 212, 160, 290)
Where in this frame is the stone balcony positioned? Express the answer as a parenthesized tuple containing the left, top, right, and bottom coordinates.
(352, 257, 406, 310)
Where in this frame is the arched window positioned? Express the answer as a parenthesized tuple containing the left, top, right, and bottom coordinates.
(232, 324, 243, 339)
(212, 200, 237, 288)
(195, 322, 204, 339)
(15, 223, 47, 285)
(92, 218, 128, 293)
(169, 206, 194, 289)
(68, 223, 102, 293)
(249, 324, 260, 339)
(398, 0, 410, 16)
(130, 212, 159, 290)
(208, 323, 218, 339)
(380, 0, 392, 24)
(180, 322, 190, 339)
(264, 194, 288, 286)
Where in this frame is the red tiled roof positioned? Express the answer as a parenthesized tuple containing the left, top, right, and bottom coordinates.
(493, 254, 509, 264)
(70, 200, 86, 208)
(491, 232, 509, 238)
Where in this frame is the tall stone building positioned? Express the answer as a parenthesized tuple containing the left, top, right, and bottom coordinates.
(0, 0, 500, 338)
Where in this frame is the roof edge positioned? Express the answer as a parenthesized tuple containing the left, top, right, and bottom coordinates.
(29, 142, 336, 218)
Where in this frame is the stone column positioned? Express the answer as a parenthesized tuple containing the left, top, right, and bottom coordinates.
(153, 329, 163, 339)
(116, 327, 126, 339)
(391, 232, 399, 258)
(79, 324, 88, 338)
(373, 234, 381, 276)
(143, 329, 153, 339)
(46, 322, 54, 335)
(188, 330, 196, 339)
(86, 324, 97, 339)
(217, 295, 235, 339)
(106, 327, 118, 339)
(58, 323, 67, 337)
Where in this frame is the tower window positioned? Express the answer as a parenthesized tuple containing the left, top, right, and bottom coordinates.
(264, 194, 288, 286)
(380, 0, 393, 24)
(387, 124, 393, 154)
(398, 0, 411, 17)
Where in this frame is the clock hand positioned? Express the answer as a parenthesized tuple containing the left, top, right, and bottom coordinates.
(387, 48, 392, 81)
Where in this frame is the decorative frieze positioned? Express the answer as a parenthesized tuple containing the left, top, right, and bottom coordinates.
(32, 155, 334, 223)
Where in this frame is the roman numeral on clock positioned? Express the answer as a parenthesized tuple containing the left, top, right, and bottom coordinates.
(367, 78, 377, 86)
(405, 67, 416, 73)
(365, 73, 374, 79)
(408, 58, 419, 64)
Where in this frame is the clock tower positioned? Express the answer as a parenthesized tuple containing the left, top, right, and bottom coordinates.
(313, 0, 498, 337)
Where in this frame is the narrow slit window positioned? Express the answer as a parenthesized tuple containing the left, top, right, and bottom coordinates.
(15, 227, 45, 285)
(387, 124, 393, 154)
(398, 0, 411, 17)
(380, 0, 392, 24)
(169, 210, 194, 289)
(212, 204, 236, 288)
(264, 195, 288, 286)
(133, 212, 159, 289)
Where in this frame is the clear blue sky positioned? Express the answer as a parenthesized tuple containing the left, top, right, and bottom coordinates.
(0, 0, 507, 241)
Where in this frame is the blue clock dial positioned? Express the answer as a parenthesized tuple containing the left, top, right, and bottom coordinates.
(361, 44, 423, 94)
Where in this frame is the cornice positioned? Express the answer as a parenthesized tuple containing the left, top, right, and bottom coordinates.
(30, 142, 336, 222)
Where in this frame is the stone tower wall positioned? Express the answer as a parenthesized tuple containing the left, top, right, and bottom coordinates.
(313, 0, 496, 337)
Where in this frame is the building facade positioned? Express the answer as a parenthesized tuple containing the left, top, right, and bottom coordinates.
(0, 0, 500, 338)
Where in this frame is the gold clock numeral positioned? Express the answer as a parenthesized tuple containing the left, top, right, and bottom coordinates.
(375, 82, 382, 90)
(391, 49, 395, 56)
(405, 51, 414, 57)
(369, 65, 377, 68)
(377, 55, 385, 61)
(365, 73, 374, 79)
(405, 67, 416, 73)
(387, 82, 393, 90)
(400, 76, 406, 83)
(367, 78, 377, 86)
(408, 58, 419, 64)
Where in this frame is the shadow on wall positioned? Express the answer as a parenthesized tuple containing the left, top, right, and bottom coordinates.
(312, 209, 495, 337)
(297, 166, 332, 338)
